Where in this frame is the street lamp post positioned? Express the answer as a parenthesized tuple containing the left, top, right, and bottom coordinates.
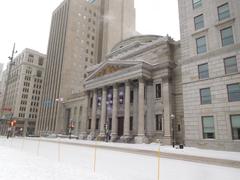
(170, 114, 175, 148)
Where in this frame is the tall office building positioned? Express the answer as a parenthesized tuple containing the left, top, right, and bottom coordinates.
(0, 49, 46, 136)
(179, 0, 240, 150)
(36, 0, 135, 135)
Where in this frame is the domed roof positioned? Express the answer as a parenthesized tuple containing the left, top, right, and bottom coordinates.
(111, 35, 164, 53)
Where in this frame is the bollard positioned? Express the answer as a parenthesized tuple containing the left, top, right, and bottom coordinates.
(93, 137, 98, 173)
(58, 139, 61, 162)
(157, 139, 161, 180)
(37, 139, 40, 156)
(21, 138, 25, 151)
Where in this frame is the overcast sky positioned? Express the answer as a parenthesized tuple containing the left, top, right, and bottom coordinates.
(0, 0, 179, 67)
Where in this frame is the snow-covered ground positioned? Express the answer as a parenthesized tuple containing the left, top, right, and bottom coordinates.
(43, 138, 240, 161)
(0, 137, 240, 180)
(0, 145, 112, 180)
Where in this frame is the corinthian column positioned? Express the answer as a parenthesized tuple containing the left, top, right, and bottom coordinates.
(111, 84, 118, 141)
(135, 79, 148, 143)
(99, 87, 107, 136)
(122, 81, 130, 141)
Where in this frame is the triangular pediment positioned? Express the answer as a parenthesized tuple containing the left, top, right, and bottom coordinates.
(86, 60, 140, 81)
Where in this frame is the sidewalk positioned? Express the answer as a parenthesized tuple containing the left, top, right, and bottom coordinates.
(16, 137, 240, 169)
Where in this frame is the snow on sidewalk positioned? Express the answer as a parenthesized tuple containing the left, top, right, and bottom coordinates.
(38, 138, 240, 161)
(0, 146, 113, 180)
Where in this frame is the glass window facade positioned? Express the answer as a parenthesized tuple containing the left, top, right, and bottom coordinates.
(156, 114, 162, 131)
(227, 83, 240, 102)
(231, 115, 240, 140)
(221, 27, 234, 46)
(194, 14, 204, 30)
(224, 56, 238, 74)
(218, 3, 230, 21)
(198, 63, 209, 79)
(202, 116, 215, 139)
(200, 88, 212, 104)
(193, 0, 202, 9)
(196, 36, 207, 54)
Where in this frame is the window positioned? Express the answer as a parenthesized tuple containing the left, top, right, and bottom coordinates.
(198, 63, 209, 79)
(192, 0, 202, 9)
(38, 57, 44, 65)
(88, 119, 91, 129)
(36, 70, 42, 77)
(178, 124, 181, 132)
(28, 54, 34, 63)
(221, 27, 234, 46)
(218, 3, 230, 21)
(109, 118, 112, 130)
(156, 84, 161, 98)
(130, 116, 133, 131)
(231, 115, 240, 140)
(196, 36, 207, 54)
(194, 14, 204, 30)
(156, 114, 162, 131)
(202, 116, 215, 139)
(96, 118, 100, 130)
(227, 83, 240, 102)
(200, 88, 211, 104)
(130, 90, 134, 103)
(224, 56, 238, 74)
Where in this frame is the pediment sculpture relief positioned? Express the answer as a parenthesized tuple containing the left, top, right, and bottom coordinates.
(95, 65, 125, 78)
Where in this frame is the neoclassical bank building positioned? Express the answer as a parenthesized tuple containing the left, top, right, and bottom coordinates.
(70, 35, 183, 144)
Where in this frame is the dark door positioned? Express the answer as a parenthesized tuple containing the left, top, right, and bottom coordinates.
(118, 117, 124, 136)
(65, 109, 71, 134)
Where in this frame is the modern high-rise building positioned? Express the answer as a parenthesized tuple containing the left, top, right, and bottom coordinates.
(0, 49, 46, 136)
(179, 0, 240, 151)
(36, 0, 136, 136)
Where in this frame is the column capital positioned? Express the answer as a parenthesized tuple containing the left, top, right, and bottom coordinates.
(138, 78, 145, 84)
(125, 80, 131, 86)
(101, 86, 107, 91)
(162, 75, 172, 83)
(113, 83, 119, 89)
(84, 90, 90, 96)
(92, 89, 97, 93)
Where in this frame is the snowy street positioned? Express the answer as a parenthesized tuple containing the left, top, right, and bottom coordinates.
(0, 137, 240, 180)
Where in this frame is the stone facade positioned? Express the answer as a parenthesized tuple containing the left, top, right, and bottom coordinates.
(61, 35, 183, 145)
(34, 0, 240, 151)
(179, 0, 240, 151)
(0, 49, 46, 136)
